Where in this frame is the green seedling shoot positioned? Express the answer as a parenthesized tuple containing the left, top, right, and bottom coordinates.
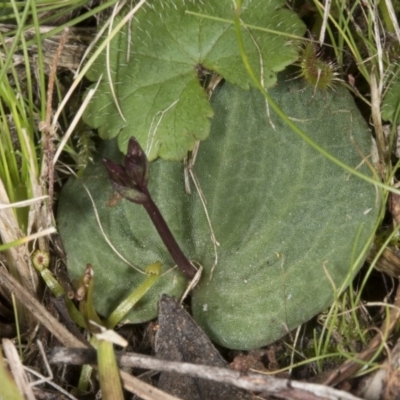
(33, 249, 162, 394)
(105, 261, 161, 328)
(76, 264, 104, 331)
(96, 335, 125, 400)
(32, 249, 86, 328)
(32, 249, 162, 329)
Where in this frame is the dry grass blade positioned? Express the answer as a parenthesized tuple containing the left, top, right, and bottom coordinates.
(120, 371, 183, 400)
(368, 244, 400, 278)
(0, 180, 38, 295)
(0, 347, 23, 400)
(370, 72, 386, 174)
(0, 267, 85, 349)
(357, 335, 400, 399)
(2, 339, 35, 400)
(40, 28, 69, 214)
(0, 24, 94, 70)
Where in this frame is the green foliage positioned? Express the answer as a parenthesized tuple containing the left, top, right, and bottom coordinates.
(82, 0, 306, 160)
(381, 74, 400, 124)
(58, 73, 380, 349)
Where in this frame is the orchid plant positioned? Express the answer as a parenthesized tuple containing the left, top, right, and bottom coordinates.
(103, 138, 197, 280)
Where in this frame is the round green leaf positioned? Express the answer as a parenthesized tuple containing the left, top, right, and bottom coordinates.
(58, 76, 380, 349)
(190, 82, 380, 349)
(83, 0, 306, 160)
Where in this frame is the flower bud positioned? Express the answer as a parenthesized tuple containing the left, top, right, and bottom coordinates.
(103, 137, 150, 204)
(124, 137, 149, 189)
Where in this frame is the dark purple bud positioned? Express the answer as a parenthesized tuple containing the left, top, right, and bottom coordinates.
(103, 136, 196, 280)
(103, 158, 131, 188)
(103, 155, 148, 204)
(124, 138, 149, 189)
(110, 182, 148, 204)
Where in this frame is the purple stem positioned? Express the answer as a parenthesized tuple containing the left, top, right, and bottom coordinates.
(141, 188, 196, 280)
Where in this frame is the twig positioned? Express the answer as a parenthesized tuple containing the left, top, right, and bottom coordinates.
(49, 347, 363, 400)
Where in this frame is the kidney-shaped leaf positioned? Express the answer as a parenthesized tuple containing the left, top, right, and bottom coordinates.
(83, 0, 305, 160)
(58, 76, 380, 349)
